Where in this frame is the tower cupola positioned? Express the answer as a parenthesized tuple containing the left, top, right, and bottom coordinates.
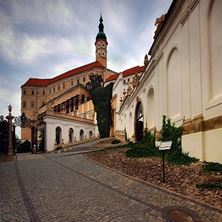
(95, 15, 108, 67)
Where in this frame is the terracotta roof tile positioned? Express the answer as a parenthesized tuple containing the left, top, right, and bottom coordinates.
(22, 78, 50, 87)
(122, 65, 144, 77)
(22, 61, 104, 87)
(105, 74, 119, 82)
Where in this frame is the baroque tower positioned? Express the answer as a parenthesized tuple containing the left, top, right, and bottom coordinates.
(95, 15, 108, 67)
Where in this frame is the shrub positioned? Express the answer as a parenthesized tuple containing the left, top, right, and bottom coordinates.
(202, 162, 222, 173)
(111, 139, 121, 144)
(126, 131, 160, 158)
(161, 115, 198, 165)
(196, 182, 222, 190)
(17, 140, 31, 153)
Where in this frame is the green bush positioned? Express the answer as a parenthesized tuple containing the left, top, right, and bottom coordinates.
(111, 139, 121, 144)
(202, 162, 222, 173)
(126, 116, 198, 165)
(161, 115, 198, 165)
(17, 140, 31, 153)
(126, 131, 160, 158)
(196, 182, 222, 190)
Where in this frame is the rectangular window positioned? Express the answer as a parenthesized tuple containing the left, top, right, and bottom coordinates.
(23, 101, 26, 108)
(31, 101, 35, 108)
(63, 83, 65, 89)
(77, 79, 79, 84)
(49, 88, 51, 94)
(43, 90, 45, 95)
(32, 90, 34, 95)
(23, 90, 26, 95)
(71, 80, 74, 86)
(83, 77, 86, 82)
(58, 85, 60, 91)
(53, 87, 55, 92)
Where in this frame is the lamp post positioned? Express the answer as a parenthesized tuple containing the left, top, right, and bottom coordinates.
(6, 105, 14, 160)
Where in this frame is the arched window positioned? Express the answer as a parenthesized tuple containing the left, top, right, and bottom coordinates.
(80, 129, 84, 140)
(69, 128, 74, 143)
(167, 47, 182, 119)
(55, 127, 62, 145)
(135, 101, 144, 142)
(208, 0, 222, 99)
(147, 88, 155, 129)
(89, 131, 93, 139)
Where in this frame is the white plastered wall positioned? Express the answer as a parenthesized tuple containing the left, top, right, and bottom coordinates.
(117, 0, 222, 163)
(44, 116, 96, 152)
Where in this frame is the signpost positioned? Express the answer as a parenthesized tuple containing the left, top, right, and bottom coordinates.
(156, 141, 172, 183)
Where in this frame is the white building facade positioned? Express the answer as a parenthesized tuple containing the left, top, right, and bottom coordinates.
(43, 112, 97, 152)
(117, 0, 222, 163)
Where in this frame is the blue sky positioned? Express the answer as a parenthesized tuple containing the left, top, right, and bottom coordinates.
(0, 0, 172, 135)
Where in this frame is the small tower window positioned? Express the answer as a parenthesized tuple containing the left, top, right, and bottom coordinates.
(23, 90, 26, 95)
(23, 101, 26, 108)
(32, 90, 34, 95)
(43, 90, 45, 95)
(31, 101, 35, 108)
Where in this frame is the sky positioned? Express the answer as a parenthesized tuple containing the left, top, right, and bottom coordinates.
(0, 0, 172, 136)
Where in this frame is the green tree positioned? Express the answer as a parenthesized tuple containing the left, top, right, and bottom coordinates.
(86, 74, 113, 138)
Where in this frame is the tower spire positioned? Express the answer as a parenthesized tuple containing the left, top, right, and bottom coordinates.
(99, 14, 104, 32)
(95, 14, 108, 67)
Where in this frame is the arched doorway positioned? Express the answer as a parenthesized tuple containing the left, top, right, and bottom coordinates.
(80, 129, 84, 140)
(55, 126, 62, 145)
(135, 101, 144, 142)
(69, 128, 74, 143)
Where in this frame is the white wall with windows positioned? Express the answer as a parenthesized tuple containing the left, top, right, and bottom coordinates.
(44, 115, 96, 152)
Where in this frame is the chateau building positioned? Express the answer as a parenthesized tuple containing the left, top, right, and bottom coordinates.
(116, 0, 222, 163)
(21, 16, 118, 151)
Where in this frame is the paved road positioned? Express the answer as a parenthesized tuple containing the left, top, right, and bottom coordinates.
(1, 142, 222, 222)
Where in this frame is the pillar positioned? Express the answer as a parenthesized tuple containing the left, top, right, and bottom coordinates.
(6, 105, 14, 160)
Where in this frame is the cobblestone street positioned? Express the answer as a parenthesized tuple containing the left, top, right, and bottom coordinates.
(1, 143, 222, 222)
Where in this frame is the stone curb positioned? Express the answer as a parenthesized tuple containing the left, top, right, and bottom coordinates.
(84, 154, 222, 214)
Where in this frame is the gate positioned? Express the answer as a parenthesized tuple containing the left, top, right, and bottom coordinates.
(0, 116, 8, 154)
(14, 112, 45, 152)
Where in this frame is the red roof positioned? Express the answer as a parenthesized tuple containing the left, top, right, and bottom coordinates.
(105, 74, 119, 82)
(23, 61, 104, 87)
(23, 78, 50, 87)
(122, 65, 144, 77)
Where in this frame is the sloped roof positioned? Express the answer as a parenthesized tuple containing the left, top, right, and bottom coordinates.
(105, 74, 119, 82)
(22, 61, 105, 87)
(122, 65, 144, 77)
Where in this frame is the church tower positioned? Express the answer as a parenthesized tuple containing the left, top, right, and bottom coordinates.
(95, 15, 108, 67)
